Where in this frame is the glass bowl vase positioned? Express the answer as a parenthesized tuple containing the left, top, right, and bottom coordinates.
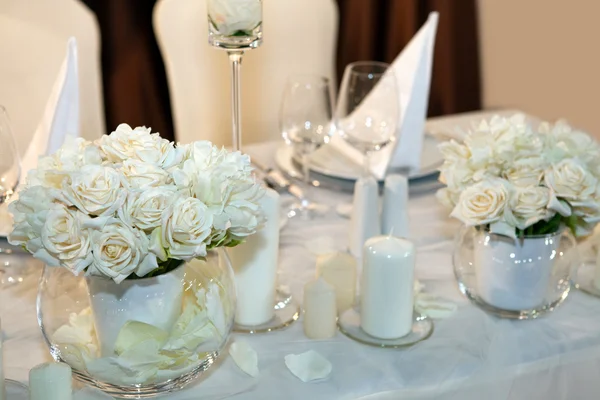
(37, 248, 236, 398)
(453, 226, 578, 319)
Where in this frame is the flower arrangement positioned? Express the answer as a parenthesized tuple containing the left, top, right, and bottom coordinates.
(437, 114, 600, 238)
(207, 0, 262, 37)
(8, 124, 264, 283)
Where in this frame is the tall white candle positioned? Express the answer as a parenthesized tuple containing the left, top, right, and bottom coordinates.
(349, 177, 380, 259)
(29, 362, 72, 400)
(316, 252, 357, 313)
(361, 235, 415, 339)
(381, 174, 409, 237)
(0, 319, 5, 400)
(303, 278, 337, 339)
(229, 188, 280, 326)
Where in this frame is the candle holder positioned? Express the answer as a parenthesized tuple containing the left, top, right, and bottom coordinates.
(208, 0, 299, 334)
(4, 380, 28, 399)
(207, 0, 263, 151)
(337, 307, 433, 348)
(234, 289, 300, 334)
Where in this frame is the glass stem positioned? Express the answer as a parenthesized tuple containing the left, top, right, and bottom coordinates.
(363, 151, 372, 179)
(301, 151, 311, 208)
(228, 51, 244, 152)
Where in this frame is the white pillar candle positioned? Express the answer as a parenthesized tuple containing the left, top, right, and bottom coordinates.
(316, 252, 357, 313)
(349, 177, 381, 259)
(381, 174, 409, 237)
(29, 362, 72, 400)
(229, 188, 280, 326)
(361, 235, 415, 339)
(303, 278, 337, 339)
(0, 319, 5, 400)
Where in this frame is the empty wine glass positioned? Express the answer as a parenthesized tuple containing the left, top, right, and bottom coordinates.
(280, 75, 334, 218)
(0, 106, 23, 287)
(335, 61, 399, 178)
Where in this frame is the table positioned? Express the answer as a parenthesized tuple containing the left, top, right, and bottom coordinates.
(3, 140, 600, 400)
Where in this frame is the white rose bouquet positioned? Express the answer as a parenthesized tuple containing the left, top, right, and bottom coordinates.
(437, 114, 600, 238)
(8, 124, 264, 283)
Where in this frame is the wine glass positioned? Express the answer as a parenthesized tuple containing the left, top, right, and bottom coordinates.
(0, 106, 23, 287)
(335, 61, 399, 178)
(279, 75, 335, 217)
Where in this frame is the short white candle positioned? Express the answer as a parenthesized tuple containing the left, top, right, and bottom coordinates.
(29, 362, 72, 400)
(229, 188, 280, 326)
(349, 177, 381, 260)
(0, 318, 5, 400)
(360, 235, 415, 339)
(303, 278, 337, 339)
(316, 252, 357, 313)
(381, 174, 409, 237)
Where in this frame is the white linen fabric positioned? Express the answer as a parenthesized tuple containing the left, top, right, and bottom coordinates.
(3, 139, 600, 399)
(328, 12, 439, 180)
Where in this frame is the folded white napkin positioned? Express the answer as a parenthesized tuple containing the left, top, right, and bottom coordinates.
(327, 12, 439, 180)
(20, 37, 80, 173)
(0, 37, 80, 235)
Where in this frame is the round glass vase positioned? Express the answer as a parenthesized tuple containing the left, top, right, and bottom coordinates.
(37, 248, 236, 399)
(453, 226, 577, 319)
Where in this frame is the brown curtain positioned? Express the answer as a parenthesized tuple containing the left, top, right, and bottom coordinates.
(81, 0, 175, 141)
(82, 0, 480, 142)
(336, 0, 481, 116)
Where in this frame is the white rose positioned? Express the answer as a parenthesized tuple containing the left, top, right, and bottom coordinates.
(544, 159, 597, 201)
(172, 143, 264, 240)
(450, 179, 514, 227)
(161, 197, 214, 260)
(439, 163, 475, 191)
(63, 165, 126, 216)
(436, 187, 460, 209)
(120, 159, 171, 189)
(40, 206, 93, 273)
(87, 221, 158, 283)
(119, 187, 178, 233)
(27, 138, 102, 188)
(207, 0, 262, 36)
(221, 182, 264, 238)
(97, 124, 183, 169)
(8, 186, 57, 253)
(438, 140, 470, 165)
(512, 186, 554, 229)
(569, 183, 600, 224)
(505, 157, 546, 187)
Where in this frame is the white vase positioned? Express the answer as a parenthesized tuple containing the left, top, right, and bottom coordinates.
(474, 231, 561, 311)
(86, 265, 185, 357)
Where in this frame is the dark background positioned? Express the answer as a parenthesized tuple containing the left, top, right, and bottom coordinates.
(81, 0, 481, 142)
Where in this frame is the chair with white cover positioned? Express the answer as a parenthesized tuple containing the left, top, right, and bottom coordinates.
(154, 0, 338, 147)
(0, 0, 104, 152)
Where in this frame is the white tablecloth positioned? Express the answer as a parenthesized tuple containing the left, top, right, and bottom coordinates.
(3, 141, 600, 400)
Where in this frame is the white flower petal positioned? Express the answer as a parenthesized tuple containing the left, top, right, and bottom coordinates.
(229, 340, 259, 377)
(284, 350, 332, 383)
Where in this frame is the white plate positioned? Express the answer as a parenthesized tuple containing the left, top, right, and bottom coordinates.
(276, 133, 442, 183)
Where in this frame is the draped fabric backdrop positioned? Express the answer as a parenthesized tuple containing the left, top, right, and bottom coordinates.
(81, 0, 481, 142)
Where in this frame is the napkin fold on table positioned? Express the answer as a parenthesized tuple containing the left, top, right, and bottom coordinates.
(0, 37, 80, 236)
(324, 12, 439, 180)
